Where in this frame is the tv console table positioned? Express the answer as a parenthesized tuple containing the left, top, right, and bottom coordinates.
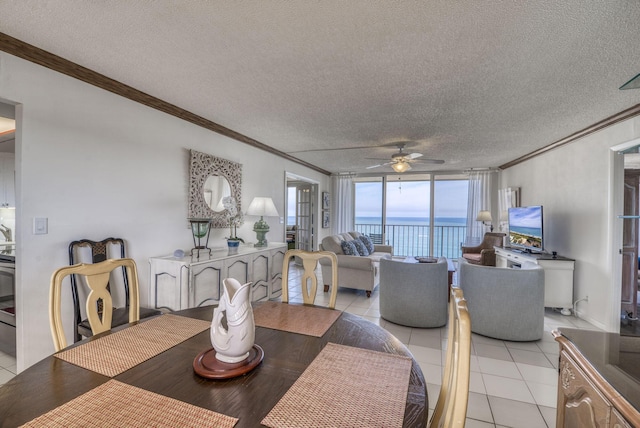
(494, 246, 575, 315)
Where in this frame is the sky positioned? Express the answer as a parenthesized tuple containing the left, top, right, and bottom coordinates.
(509, 205, 542, 228)
(286, 179, 469, 220)
(355, 179, 468, 218)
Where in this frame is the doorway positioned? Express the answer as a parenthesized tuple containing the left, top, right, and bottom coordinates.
(285, 173, 318, 252)
(0, 101, 16, 357)
(621, 154, 640, 335)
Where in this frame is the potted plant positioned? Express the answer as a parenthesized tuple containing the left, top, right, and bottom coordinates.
(223, 196, 244, 252)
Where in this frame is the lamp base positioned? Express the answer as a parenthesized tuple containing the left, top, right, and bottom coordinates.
(253, 218, 270, 247)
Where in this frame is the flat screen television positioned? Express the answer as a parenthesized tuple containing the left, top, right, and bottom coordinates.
(508, 205, 544, 252)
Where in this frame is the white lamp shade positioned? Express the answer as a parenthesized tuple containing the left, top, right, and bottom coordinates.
(476, 210, 492, 222)
(246, 197, 279, 217)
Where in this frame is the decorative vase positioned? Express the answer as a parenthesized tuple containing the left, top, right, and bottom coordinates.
(227, 239, 240, 254)
(210, 278, 255, 363)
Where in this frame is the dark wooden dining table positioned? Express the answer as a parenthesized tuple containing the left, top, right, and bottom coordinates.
(0, 302, 428, 427)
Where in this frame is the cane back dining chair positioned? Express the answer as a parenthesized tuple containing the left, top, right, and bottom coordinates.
(50, 258, 141, 352)
(281, 249, 338, 309)
(429, 287, 472, 428)
(68, 238, 160, 342)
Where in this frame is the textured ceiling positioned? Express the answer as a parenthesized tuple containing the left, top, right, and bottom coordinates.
(1, 1, 640, 174)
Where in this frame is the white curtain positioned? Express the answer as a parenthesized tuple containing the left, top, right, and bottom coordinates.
(498, 187, 519, 233)
(331, 175, 354, 234)
(466, 171, 495, 241)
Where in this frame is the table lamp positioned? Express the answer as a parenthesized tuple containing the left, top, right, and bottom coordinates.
(246, 197, 279, 247)
(476, 210, 493, 232)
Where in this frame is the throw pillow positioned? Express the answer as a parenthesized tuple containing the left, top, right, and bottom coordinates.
(352, 238, 369, 256)
(359, 235, 375, 254)
(340, 240, 360, 256)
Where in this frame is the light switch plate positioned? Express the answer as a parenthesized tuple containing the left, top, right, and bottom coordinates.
(33, 217, 48, 235)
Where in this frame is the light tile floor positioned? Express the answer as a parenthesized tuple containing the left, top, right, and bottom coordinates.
(284, 263, 601, 428)
(0, 350, 16, 386)
(0, 263, 601, 428)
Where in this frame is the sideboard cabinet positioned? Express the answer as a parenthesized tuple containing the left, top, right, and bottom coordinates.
(553, 329, 640, 427)
(149, 243, 287, 311)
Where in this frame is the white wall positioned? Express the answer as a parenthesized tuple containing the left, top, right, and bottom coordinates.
(500, 115, 640, 331)
(0, 53, 331, 370)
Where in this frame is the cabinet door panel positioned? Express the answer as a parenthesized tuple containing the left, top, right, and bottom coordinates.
(611, 408, 633, 428)
(191, 262, 223, 307)
(225, 258, 250, 285)
(270, 248, 285, 299)
(250, 254, 269, 301)
(558, 351, 611, 428)
(154, 270, 183, 311)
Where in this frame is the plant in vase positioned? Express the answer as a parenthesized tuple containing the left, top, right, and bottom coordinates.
(222, 196, 244, 251)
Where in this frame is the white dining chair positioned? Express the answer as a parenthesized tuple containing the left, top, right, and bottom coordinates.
(429, 287, 472, 427)
(49, 258, 140, 351)
(281, 249, 338, 309)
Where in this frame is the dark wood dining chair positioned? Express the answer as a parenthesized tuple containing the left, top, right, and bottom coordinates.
(68, 237, 160, 342)
(281, 249, 338, 309)
(50, 258, 141, 351)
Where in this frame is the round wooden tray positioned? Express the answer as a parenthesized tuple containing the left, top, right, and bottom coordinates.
(193, 344, 264, 380)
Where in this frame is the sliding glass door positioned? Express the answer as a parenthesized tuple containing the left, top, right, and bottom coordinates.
(384, 176, 431, 256)
(354, 174, 468, 257)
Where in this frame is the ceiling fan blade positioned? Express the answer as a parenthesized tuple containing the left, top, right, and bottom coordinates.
(366, 160, 394, 169)
(411, 158, 445, 164)
(406, 153, 423, 159)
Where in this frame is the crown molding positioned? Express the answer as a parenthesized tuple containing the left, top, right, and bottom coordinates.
(0, 32, 331, 176)
(500, 103, 640, 170)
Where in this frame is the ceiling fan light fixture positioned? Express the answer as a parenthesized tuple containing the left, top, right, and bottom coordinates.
(392, 161, 411, 173)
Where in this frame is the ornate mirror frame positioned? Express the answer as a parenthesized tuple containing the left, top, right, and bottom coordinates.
(188, 149, 242, 228)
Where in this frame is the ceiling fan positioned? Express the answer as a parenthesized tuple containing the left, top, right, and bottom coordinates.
(366, 143, 444, 173)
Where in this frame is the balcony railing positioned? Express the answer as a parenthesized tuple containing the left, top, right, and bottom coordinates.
(354, 223, 467, 258)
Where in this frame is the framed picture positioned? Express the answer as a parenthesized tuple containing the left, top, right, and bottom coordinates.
(322, 191, 330, 210)
(322, 211, 330, 228)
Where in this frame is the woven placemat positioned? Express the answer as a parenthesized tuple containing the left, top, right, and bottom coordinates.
(261, 342, 412, 428)
(20, 380, 237, 428)
(55, 314, 210, 377)
(253, 301, 341, 337)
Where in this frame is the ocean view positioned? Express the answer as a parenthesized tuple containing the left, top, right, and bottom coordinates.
(287, 216, 468, 257)
(355, 216, 467, 227)
(287, 216, 467, 227)
(354, 217, 467, 257)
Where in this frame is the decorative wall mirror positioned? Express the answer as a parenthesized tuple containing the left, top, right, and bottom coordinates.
(188, 149, 242, 228)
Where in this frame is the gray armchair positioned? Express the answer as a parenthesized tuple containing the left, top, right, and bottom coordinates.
(458, 258, 545, 341)
(379, 258, 449, 328)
